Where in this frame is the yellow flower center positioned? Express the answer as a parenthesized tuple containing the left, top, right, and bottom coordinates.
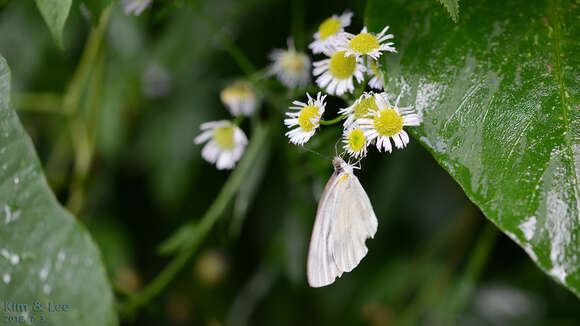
(318, 18, 341, 40)
(373, 109, 403, 136)
(329, 51, 356, 79)
(298, 105, 320, 132)
(349, 33, 379, 54)
(221, 81, 254, 102)
(280, 51, 307, 73)
(213, 125, 235, 149)
(353, 97, 379, 119)
(347, 129, 365, 152)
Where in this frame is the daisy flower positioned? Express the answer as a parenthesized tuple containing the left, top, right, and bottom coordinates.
(284, 92, 327, 145)
(220, 80, 257, 116)
(313, 50, 365, 96)
(122, 0, 152, 16)
(343, 126, 368, 159)
(268, 39, 311, 89)
(338, 92, 379, 128)
(358, 93, 422, 153)
(194, 121, 248, 170)
(335, 26, 396, 60)
(367, 59, 385, 90)
(309, 11, 353, 55)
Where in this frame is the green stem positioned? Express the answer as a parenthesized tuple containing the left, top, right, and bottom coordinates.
(63, 6, 111, 215)
(320, 114, 346, 125)
(66, 25, 109, 215)
(62, 6, 111, 115)
(120, 123, 271, 318)
(13, 93, 64, 114)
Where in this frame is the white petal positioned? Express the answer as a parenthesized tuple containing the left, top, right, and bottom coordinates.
(375, 93, 390, 109)
(377, 26, 390, 38)
(194, 130, 213, 144)
(201, 142, 220, 163)
(200, 120, 229, 130)
(403, 114, 422, 126)
(234, 127, 248, 145)
(399, 130, 410, 145)
(216, 151, 234, 170)
(392, 134, 404, 149)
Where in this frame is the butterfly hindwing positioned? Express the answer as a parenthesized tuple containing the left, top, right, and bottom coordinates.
(329, 172, 378, 273)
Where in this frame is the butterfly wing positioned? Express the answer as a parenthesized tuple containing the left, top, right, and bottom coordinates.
(307, 170, 378, 287)
(307, 172, 343, 288)
(329, 173, 378, 273)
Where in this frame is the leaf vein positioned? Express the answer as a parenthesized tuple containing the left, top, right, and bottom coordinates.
(550, 0, 580, 213)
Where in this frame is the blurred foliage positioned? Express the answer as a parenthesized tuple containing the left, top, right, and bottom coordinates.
(0, 0, 579, 325)
(436, 0, 460, 22)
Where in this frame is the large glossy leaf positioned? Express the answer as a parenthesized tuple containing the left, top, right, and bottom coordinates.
(34, 0, 71, 47)
(366, 0, 579, 296)
(0, 57, 117, 324)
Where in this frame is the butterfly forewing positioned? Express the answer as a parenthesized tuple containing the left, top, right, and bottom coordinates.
(307, 158, 378, 288)
(307, 171, 343, 287)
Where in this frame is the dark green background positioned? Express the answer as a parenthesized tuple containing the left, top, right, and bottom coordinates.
(0, 0, 578, 325)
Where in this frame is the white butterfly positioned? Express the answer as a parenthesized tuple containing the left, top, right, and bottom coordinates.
(307, 156, 378, 287)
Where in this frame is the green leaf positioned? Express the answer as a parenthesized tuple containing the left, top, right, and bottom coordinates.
(231, 136, 271, 236)
(366, 0, 580, 296)
(0, 56, 117, 324)
(33, 0, 72, 48)
(436, 0, 460, 22)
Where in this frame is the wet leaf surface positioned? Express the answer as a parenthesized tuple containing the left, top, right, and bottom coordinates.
(0, 56, 117, 325)
(366, 0, 580, 296)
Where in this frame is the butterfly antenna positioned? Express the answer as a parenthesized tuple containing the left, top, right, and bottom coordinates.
(335, 138, 349, 160)
(353, 157, 363, 170)
(300, 145, 332, 161)
(346, 155, 363, 169)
